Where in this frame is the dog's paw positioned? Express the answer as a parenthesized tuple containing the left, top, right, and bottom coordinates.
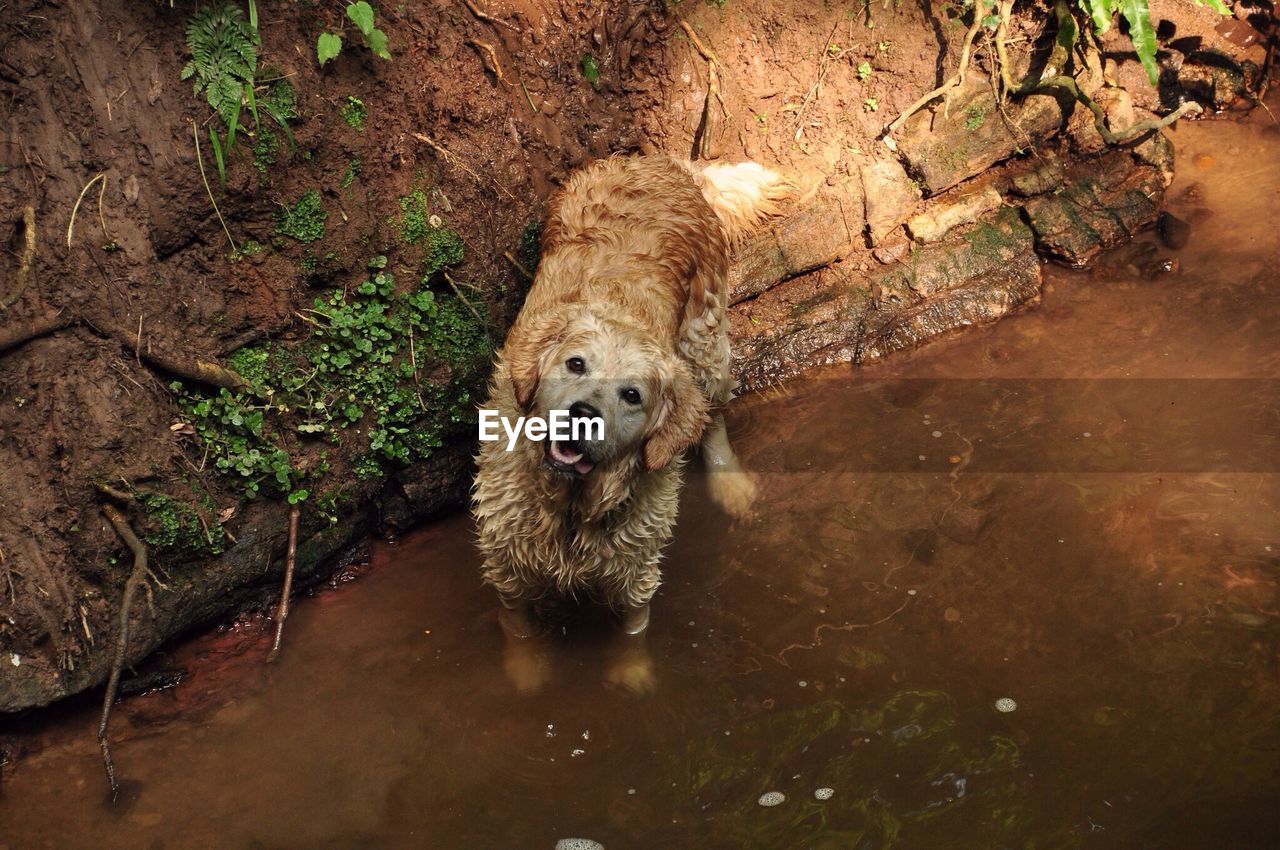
(605, 648, 656, 696)
(707, 469, 758, 519)
(504, 638, 551, 694)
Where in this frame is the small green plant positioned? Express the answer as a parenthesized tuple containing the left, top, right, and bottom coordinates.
(340, 157, 362, 188)
(964, 103, 987, 130)
(317, 1, 392, 66)
(1074, 0, 1228, 84)
(857, 61, 873, 82)
(275, 189, 327, 242)
(138, 491, 226, 555)
(398, 189, 465, 275)
(754, 110, 768, 128)
(231, 238, 266, 261)
(340, 95, 367, 130)
(252, 130, 278, 172)
(864, 96, 879, 112)
(182, 1, 294, 187)
(580, 53, 602, 90)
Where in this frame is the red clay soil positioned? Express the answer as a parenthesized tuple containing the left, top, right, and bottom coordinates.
(0, 0, 1271, 714)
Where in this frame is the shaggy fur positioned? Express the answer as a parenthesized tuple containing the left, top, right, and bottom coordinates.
(472, 155, 788, 616)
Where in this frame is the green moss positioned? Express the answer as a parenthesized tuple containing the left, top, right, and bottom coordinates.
(275, 189, 327, 242)
(252, 130, 278, 173)
(230, 238, 266, 262)
(340, 157, 361, 188)
(340, 95, 367, 130)
(964, 103, 987, 131)
(138, 491, 225, 555)
(262, 78, 298, 121)
(399, 189, 465, 274)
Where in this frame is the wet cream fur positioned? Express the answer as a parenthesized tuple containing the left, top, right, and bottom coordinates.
(473, 155, 789, 612)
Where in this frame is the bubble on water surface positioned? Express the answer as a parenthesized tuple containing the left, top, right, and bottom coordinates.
(555, 840, 604, 850)
(814, 787, 835, 801)
(758, 791, 786, 807)
(995, 697, 1017, 713)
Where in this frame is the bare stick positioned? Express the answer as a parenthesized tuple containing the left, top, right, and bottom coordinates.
(884, 10, 984, 140)
(443, 271, 487, 326)
(267, 503, 301, 663)
(503, 249, 533, 280)
(99, 504, 150, 801)
(1, 206, 36, 310)
(192, 120, 237, 251)
(67, 174, 104, 249)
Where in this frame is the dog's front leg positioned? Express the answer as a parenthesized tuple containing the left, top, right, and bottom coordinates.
(702, 412, 757, 518)
(498, 597, 552, 693)
(606, 604, 656, 695)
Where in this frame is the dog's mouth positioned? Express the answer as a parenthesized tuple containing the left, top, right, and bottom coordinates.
(544, 439, 596, 476)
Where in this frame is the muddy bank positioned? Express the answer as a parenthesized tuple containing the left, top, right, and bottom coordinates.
(0, 0, 1271, 713)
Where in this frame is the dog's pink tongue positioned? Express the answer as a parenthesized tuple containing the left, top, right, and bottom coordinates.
(574, 458, 594, 475)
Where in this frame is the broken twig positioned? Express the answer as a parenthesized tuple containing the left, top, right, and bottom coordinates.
(267, 503, 301, 663)
(98, 504, 150, 801)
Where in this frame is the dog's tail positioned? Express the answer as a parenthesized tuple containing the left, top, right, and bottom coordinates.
(688, 160, 793, 246)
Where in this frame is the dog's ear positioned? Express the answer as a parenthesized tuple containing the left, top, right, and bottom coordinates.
(642, 360, 710, 472)
(505, 310, 568, 411)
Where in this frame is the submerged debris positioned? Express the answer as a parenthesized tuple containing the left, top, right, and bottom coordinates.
(757, 791, 786, 807)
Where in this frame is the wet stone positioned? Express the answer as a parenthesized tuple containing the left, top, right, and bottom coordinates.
(861, 157, 920, 246)
(1157, 211, 1192, 250)
(893, 70, 1064, 194)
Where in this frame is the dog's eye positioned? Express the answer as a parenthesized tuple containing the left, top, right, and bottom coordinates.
(620, 387, 642, 406)
(566, 357, 586, 374)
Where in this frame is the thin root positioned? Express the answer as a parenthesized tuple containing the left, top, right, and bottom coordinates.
(99, 503, 150, 801)
(410, 132, 517, 201)
(66, 173, 104, 250)
(467, 39, 506, 83)
(192, 120, 237, 252)
(1, 206, 36, 311)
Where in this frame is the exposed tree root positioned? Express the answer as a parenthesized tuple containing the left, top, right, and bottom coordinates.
(98, 503, 150, 801)
(883, 9, 985, 142)
(98, 320, 249, 390)
(679, 19, 732, 158)
(460, 0, 519, 33)
(2, 206, 37, 311)
(994, 0, 1202, 145)
(266, 503, 301, 663)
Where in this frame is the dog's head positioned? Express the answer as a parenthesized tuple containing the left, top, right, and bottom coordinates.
(505, 310, 709, 477)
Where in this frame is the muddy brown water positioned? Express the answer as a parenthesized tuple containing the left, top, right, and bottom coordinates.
(3, 114, 1279, 848)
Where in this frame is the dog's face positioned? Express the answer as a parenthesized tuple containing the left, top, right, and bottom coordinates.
(508, 312, 709, 477)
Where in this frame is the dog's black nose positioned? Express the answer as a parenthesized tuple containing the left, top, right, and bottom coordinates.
(569, 401, 600, 421)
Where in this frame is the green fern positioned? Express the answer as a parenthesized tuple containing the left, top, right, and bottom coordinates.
(182, 3, 257, 127)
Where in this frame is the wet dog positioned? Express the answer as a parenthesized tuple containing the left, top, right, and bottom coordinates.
(472, 155, 788, 691)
